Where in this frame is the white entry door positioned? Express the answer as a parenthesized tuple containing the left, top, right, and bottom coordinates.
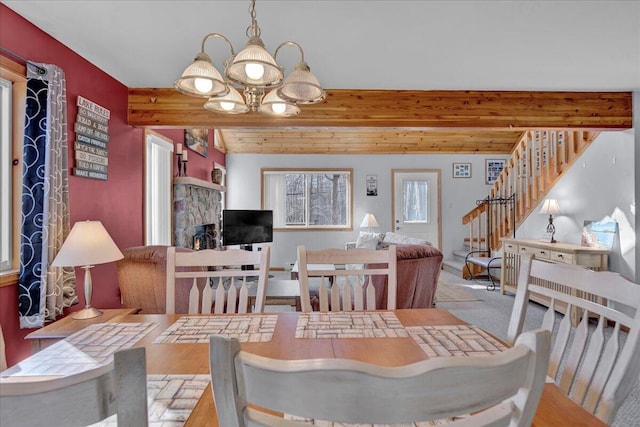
(392, 169, 441, 249)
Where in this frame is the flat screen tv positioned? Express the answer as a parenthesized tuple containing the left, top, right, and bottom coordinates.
(222, 210, 273, 248)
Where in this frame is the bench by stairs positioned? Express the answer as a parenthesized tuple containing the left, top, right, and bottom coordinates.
(443, 241, 501, 291)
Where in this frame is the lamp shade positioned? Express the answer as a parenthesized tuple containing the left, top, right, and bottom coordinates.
(539, 199, 561, 215)
(257, 89, 300, 116)
(52, 220, 123, 267)
(203, 85, 250, 114)
(226, 40, 283, 87)
(174, 53, 228, 98)
(277, 61, 326, 104)
(360, 213, 380, 229)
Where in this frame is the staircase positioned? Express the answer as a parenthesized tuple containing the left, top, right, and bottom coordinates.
(444, 130, 600, 279)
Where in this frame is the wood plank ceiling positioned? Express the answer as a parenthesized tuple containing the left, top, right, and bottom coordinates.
(128, 89, 633, 154)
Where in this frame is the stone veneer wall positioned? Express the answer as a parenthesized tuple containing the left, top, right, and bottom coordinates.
(173, 182, 222, 249)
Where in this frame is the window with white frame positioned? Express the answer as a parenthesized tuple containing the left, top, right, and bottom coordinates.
(262, 169, 352, 230)
(145, 131, 173, 245)
(0, 77, 12, 271)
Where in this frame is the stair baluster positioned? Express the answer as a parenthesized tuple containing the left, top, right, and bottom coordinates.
(459, 130, 599, 280)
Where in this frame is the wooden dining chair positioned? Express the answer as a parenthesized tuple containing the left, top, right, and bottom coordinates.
(166, 246, 271, 314)
(296, 245, 397, 312)
(507, 254, 640, 424)
(209, 329, 550, 427)
(0, 347, 147, 427)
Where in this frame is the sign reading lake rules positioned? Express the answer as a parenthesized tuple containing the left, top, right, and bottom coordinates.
(73, 96, 110, 180)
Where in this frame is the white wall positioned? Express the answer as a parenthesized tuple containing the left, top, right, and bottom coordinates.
(227, 131, 635, 278)
(516, 131, 636, 280)
(226, 154, 508, 269)
(635, 91, 639, 283)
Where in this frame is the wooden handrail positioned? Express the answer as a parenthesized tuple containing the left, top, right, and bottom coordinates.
(461, 130, 599, 258)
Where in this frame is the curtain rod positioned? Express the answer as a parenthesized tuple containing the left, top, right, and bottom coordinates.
(0, 46, 46, 75)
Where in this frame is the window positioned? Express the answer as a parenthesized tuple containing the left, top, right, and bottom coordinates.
(402, 179, 430, 223)
(0, 59, 26, 278)
(0, 77, 12, 271)
(262, 169, 352, 230)
(144, 130, 173, 245)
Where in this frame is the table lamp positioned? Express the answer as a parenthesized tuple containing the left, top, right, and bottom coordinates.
(52, 220, 124, 319)
(360, 213, 379, 233)
(539, 199, 561, 243)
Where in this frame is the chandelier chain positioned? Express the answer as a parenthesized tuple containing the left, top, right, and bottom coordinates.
(246, 0, 261, 39)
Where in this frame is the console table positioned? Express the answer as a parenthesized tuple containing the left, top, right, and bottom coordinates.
(500, 238, 609, 324)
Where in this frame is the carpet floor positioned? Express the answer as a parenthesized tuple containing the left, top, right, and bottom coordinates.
(435, 280, 481, 302)
(436, 269, 640, 427)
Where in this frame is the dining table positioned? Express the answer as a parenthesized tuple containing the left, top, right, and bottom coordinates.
(2, 308, 606, 426)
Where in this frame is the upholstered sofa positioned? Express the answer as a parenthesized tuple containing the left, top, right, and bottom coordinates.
(347, 232, 443, 309)
(116, 245, 203, 313)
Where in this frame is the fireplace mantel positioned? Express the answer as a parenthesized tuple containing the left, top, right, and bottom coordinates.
(173, 176, 226, 192)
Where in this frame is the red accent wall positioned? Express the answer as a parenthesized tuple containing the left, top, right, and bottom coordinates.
(156, 129, 225, 181)
(0, 4, 224, 366)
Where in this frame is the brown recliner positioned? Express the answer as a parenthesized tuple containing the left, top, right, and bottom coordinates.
(369, 244, 443, 309)
(117, 245, 202, 314)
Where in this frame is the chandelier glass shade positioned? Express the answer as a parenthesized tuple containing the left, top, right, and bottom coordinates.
(257, 89, 300, 117)
(203, 85, 250, 114)
(226, 39, 283, 88)
(277, 61, 325, 104)
(174, 0, 325, 116)
(174, 52, 228, 98)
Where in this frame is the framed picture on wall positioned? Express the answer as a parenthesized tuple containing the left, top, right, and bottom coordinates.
(452, 163, 471, 178)
(366, 174, 378, 196)
(184, 128, 209, 158)
(485, 159, 506, 185)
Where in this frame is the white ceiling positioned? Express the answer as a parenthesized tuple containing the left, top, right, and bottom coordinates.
(3, 0, 639, 91)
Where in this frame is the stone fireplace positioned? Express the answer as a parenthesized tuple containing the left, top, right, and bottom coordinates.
(173, 177, 224, 249)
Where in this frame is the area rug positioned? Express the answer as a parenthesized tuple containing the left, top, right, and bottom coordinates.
(435, 280, 481, 303)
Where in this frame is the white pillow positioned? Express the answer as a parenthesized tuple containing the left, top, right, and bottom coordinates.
(383, 232, 430, 246)
(356, 231, 384, 249)
(348, 232, 383, 286)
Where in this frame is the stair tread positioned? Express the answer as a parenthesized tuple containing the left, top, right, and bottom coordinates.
(463, 242, 487, 249)
(452, 249, 471, 258)
(443, 258, 466, 270)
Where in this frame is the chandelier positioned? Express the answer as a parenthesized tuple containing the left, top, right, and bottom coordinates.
(175, 0, 325, 117)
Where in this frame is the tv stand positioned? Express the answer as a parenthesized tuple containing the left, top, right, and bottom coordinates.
(241, 244, 254, 270)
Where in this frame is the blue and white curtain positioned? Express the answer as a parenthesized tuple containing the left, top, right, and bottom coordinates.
(19, 62, 75, 328)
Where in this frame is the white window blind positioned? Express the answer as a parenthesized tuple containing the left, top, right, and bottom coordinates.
(0, 77, 12, 271)
(262, 169, 352, 230)
(145, 133, 173, 245)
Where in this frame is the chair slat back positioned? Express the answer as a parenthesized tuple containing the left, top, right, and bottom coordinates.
(0, 347, 147, 427)
(297, 245, 397, 312)
(209, 330, 550, 427)
(507, 254, 640, 424)
(166, 246, 270, 314)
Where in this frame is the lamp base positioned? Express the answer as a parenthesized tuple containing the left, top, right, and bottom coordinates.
(71, 307, 103, 320)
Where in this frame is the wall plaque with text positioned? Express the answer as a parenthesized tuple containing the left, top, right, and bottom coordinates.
(73, 96, 110, 180)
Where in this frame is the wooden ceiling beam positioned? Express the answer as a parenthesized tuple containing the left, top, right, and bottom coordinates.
(218, 129, 523, 154)
(128, 89, 632, 130)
